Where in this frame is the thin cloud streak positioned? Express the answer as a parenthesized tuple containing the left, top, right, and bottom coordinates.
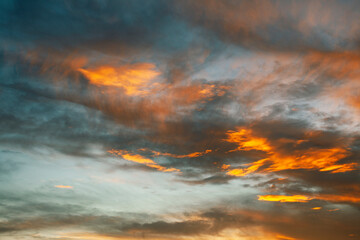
(54, 185, 74, 189)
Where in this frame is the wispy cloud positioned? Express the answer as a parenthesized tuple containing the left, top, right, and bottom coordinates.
(54, 185, 74, 189)
(108, 149, 180, 173)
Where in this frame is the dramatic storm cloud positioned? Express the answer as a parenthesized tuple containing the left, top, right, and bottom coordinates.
(0, 1, 359, 240)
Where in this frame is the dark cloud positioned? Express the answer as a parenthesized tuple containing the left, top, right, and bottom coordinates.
(177, 174, 234, 185)
(117, 208, 360, 240)
(2, 198, 358, 240)
(175, 0, 360, 52)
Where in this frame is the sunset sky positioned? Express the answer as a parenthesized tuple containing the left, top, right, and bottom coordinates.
(0, 1, 360, 240)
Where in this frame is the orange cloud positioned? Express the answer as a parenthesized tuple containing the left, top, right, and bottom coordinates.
(225, 128, 272, 152)
(141, 148, 212, 158)
(265, 148, 351, 172)
(312, 207, 322, 210)
(221, 164, 230, 170)
(225, 128, 357, 176)
(54, 185, 73, 189)
(319, 163, 358, 173)
(76, 65, 227, 130)
(108, 149, 179, 173)
(258, 194, 360, 204)
(258, 195, 312, 203)
(316, 194, 360, 204)
(227, 158, 268, 177)
(227, 148, 355, 176)
(79, 63, 161, 96)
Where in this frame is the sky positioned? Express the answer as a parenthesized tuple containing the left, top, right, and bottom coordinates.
(0, 0, 360, 239)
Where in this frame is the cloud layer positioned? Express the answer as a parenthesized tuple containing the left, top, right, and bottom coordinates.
(1, 1, 360, 240)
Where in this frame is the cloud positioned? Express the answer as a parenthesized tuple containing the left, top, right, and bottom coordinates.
(258, 194, 312, 203)
(139, 148, 212, 158)
(0, 188, 359, 240)
(175, 0, 360, 52)
(54, 185, 74, 189)
(78, 63, 161, 96)
(1, 1, 360, 240)
(258, 195, 311, 202)
(257, 194, 360, 204)
(124, 220, 211, 236)
(108, 149, 179, 173)
(224, 125, 358, 176)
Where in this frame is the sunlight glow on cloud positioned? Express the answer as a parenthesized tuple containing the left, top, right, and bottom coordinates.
(226, 128, 272, 152)
(258, 194, 360, 204)
(258, 195, 312, 203)
(78, 63, 161, 96)
(108, 149, 180, 173)
(225, 127, 358, 176)
(312, 207, 322, 210)
(140, 148, 212, 158)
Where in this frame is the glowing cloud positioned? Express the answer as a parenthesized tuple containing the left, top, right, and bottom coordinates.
(141, 148, 212, 158)
(258, 194, 360, 204)
(225, 127, 357, 176)
(225, 128, 272, 152)
(108, 149, 179, 173)
(265, 148, 352, 172)
(319, 163, 358, 173)
(312, 207, 322, 210)
(258, 195, 312, 203)
(79, 63, 161, 96)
